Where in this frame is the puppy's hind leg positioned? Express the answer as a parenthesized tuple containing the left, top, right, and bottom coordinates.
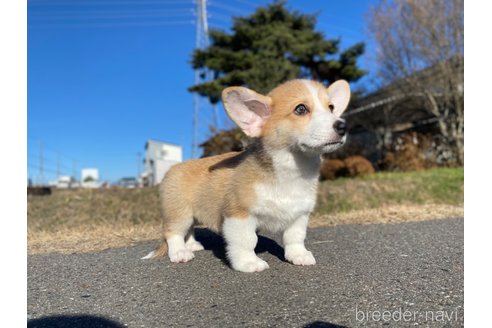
(143, 170, 196, 262)
(141, 214, 195, 262)
(141, 216, 193, 261)
(165, 216, 196, 263)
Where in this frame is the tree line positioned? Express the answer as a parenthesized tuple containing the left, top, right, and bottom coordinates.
(188, 0, 464, 166)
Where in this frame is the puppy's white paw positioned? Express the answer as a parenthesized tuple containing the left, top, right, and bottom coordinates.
(185, 240, 204, 252)
(232, 257, 269, 273)
(169, 249, 195, 263)
(285, 249, 316, 266)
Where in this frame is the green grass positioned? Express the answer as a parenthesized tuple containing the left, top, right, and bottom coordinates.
(316, 167, 463, 215)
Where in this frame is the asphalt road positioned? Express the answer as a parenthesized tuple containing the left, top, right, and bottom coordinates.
(28, 218, 463, 328)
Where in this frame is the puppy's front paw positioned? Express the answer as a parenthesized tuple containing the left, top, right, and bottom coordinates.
(231, 257, 270, 273)
(285, 248, 316, 266)
(169, 249, 195, 263)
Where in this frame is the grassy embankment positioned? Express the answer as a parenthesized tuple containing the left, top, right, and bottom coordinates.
(28, 167, 463, 254)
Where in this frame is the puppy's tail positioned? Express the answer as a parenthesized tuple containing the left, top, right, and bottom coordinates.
(141, 240, 168, 259)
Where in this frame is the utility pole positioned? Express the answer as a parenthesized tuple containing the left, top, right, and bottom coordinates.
(72, 160, 77, 181)
(199, 0, 220, 131)
(38, 140, 44, 186)
(192, 78, 199, 158)
(137, 152, 142, 178)
(57, 151, 61, 180)
(192, 0, 211, 158)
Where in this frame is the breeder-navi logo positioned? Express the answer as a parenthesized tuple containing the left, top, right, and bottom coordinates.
(354, 305, 461, 323)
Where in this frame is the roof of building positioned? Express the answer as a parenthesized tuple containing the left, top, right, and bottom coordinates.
(343, 56, 463, 133)
(145, 139, 183, 149)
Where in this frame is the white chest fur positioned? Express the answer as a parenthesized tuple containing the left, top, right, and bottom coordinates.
(251, 150, 320, 232)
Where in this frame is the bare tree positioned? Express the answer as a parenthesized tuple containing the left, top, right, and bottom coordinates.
(367, 0, 464, 164)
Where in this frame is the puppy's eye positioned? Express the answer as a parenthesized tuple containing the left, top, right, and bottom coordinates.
(294, 104, 309, 116)
(328, 104, 335, 112)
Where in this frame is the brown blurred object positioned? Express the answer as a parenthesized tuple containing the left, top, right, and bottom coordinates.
(379, 132, 448, 171)
(199, 128, 249, 158)
(343, 155, 376, 177)
(320, 159, 347, 180)
(320, 156, 375, 180)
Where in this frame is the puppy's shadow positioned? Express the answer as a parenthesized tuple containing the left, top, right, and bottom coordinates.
(194, 228, 285, 266)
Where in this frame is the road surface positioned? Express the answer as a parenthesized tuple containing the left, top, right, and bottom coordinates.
(28, 218, 463, 327)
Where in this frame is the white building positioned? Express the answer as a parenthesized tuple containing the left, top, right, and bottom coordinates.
(142, 140, 183, 186)
(81, 168, 100, 188)
(56, 175, 77, 189)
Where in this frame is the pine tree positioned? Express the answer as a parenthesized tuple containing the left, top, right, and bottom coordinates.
(189, 1, 366, 104)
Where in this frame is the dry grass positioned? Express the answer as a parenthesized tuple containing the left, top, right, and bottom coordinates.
(310, 204, 463, 227)
(28, 223, 162, 255)
(27, 204, 463, 255)
(27, 187, 162, 232)
(27, 168, 463, 255)
(27, 187, 164, 255)
(316, 167, 463, 214)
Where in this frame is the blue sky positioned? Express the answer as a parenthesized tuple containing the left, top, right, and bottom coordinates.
(27, 0, 376, 183)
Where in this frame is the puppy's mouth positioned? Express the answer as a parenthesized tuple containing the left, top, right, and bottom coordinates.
(299, 140, 344, 151)
(323, 141, 343, 146)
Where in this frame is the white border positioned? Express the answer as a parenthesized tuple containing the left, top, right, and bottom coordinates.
(0, 0, 27, 325)
(464, 1, 490, 326)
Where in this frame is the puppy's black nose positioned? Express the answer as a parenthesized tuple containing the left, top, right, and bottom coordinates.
(333, 120, 347, 136)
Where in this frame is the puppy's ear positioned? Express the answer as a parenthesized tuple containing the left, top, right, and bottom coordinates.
(327, 80, 351, 117)
(222, 87, 272, 137)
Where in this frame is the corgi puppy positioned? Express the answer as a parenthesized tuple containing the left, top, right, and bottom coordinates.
(143, 79, 350, 272)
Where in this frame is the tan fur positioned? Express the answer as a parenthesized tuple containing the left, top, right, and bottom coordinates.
(262, 80, 331, 148)
(152, 240, 168, 257)
(153, 143, 274, 256)
(151, 79, 342, 257)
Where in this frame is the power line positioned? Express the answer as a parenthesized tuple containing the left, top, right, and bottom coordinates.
(28, 0, 196, 28)
(29, 13, 195, 21)
(208, 12, 233, 24)
(28, 163, 68, 175)
(207, 21, 230, 30)
(29, 9, 194, 16)
(27, 153, 72, 171)
(28, 161, 70, 176)
(208, 1, 250, 16)
(27, 137, 82, 182)
(231, 0, 261, 8)
(28, 137, 77, 162)
(30, 20, 195, 29)
(28, 0, 194, 6)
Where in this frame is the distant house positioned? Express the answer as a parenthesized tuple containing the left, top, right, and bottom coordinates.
(81, 168, 100, 188)
(142, 140, 183, 186)
(335, 57, 463, 165)
(338, 85, 437, 163)
(56, 176, 77, 189)
(118, 177, 138, 188)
